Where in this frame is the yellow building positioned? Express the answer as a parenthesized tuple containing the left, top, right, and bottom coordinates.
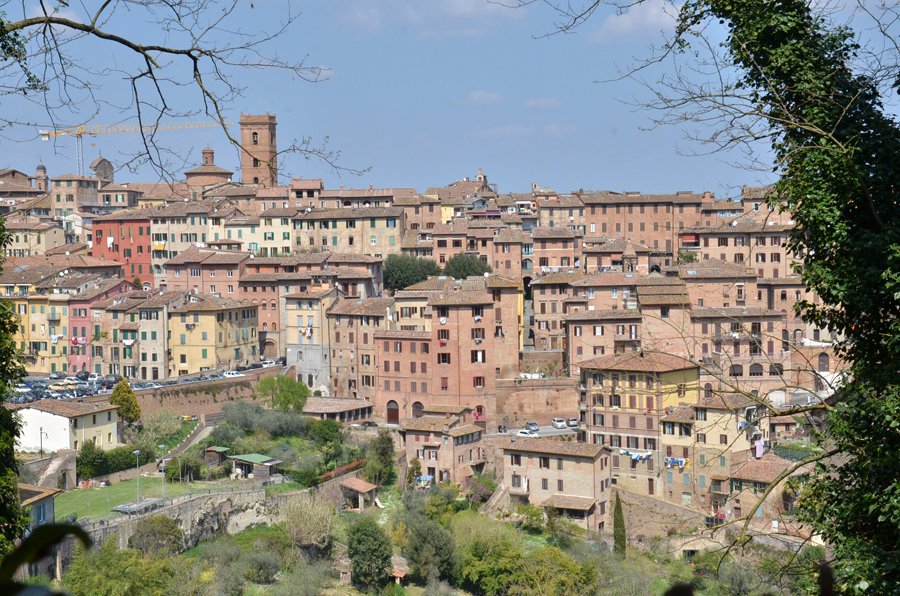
(578, 352, 700, 498)
(4, 217, 66, 257)
(168, 295, 258, 375)
(12, 294, 71, 375)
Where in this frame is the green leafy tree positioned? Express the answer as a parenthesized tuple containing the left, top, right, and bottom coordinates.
(401, 513, 456, 584)
(110, 380, 140, 424)
(452, 512, 524, 596)
(613, 492, 626, 558)
(512, 546, 598, 595)
(0, 302, 28, 554)
(347, 516, 391, 590)
(365, 430, 395, 486)
(406, 458, 421, 490)
(64, 538, 174, 595)
(443, 253, 491, 279)
(307, 418, 343, 447)
(256, 375, 310, 412)
(128, 515, 184, 556)
(384, 254, 441, 292)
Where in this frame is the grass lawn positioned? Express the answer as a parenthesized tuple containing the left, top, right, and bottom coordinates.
(159, 420, 199, 452)
(56, 477, 214, 522)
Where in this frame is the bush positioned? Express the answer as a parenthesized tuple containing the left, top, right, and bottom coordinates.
(76, 442, 155, 479)
(516, 504, 544, 534)
(243, 550, 281, 584)
(401, 512, 456, 583)
(272, 561, 334, 596)
(307, 418, 343, 446)
(208, 422, 244, 446)
(348, 517, 391, 589)
(165, 453, 203, 482)
(128, 515, 183, 556)
(222, 401, 265, 431)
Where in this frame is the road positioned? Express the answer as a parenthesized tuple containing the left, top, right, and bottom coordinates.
(484, 424, 578, 439)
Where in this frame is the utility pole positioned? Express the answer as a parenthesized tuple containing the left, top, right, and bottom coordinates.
(132, 449, 141, 502)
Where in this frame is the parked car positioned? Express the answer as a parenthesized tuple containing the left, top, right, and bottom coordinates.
(516, 429, 537, 437)
(87, 373, 102, 382)
(75, 370, 91, 381)
(247, 363, 263, 370)
(567, 418, 579, 428)
(223, 370, 246, 378)
(64, 376, 80, 384)
(360, 421, 378, 429)
(551, 417, 567, 429)
(259, 359, 276, 368)
(525, 421, 540, 432)
(275, 357, 286, 366)
(235, 365, 249, 372)
(48, 371, 64, 380)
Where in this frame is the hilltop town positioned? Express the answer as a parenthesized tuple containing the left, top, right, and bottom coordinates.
(3, 114, 838, 591)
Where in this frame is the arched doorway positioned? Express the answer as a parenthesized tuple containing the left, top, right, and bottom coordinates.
(817, 353, 830, 372)
(523, 275, 533, 301)
(263, 339, 277, 358)
(386, 400, 399, 424)
(412, 402, 424, 418)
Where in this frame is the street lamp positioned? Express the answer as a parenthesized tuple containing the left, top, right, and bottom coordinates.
(39, 427, 49, 456)
(159, 444, 167, 500)
(132, 449, 141, 502)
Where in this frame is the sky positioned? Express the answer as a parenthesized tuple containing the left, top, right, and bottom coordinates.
(1, 0, 893, 199)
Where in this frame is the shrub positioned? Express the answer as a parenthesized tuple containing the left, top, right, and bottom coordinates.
(128, 515, 183, 556)
(243, 550, 281, 584)
(348, 517, 391, 589)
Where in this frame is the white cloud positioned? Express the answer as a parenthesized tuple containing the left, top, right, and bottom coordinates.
(590, 0, 678, 44)
(542, 122, 575, 137)
(399, 0, 525, 38)
(470, 124, 533, 140)
(341, 6, 383, 32)
(467, 90, 504, 105)
(526, 97, 560, 109)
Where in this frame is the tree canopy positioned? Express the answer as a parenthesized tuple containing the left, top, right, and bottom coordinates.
(128, 515, 184, 557)
(443, 253, 491, 280)
(364, 429, 395, 486)
(347, 516, 391, 589)
(384, 254, 441, 292)
(257, 376, 310, 413)
(110, 380, 141, 424)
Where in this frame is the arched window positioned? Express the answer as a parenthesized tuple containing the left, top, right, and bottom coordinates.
(253, 177, 259, 184)
(818, 353, 830, 372)
(782, 329, 789, 351)
(271, 300, 276, 311)
(769, 363, 784, 376)
(271, 322, 277, 331)
(262, 322, 268, 331)
(412, 402, 424, 418)
(749, 363, 763, 377)
(780, 290, 787, 302)
(729, 364, 743, 377)
(704, 383, 713, 398)
(793, 329, 803, 344)
(251, 132, 259, 145)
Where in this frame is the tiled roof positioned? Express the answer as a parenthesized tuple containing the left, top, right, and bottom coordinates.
(402, 415, 460, 433)
(501, 437, 605, 459)
(577, 352, 697, 373)
(446, 424, 483, 438)
(10, 399, 116, 417)
(665, 260, 757, 280)
(730, 452, 797, 483)
(93, 208, 153, 222)
(340, 476, 378, 493)
(328, 297, 394, 317)
(428, 291, 493, 306)
(45, 242, 88, 255)
(583, 238, 650, 254)
(661, 406, 695, 423)
(578, 190, 705, 205)
(531, 271, 585, 286)
(696, 392, 762, 411)
(531, 226, 581, 239)
(320, 187, 415, 199)
(484, 275, 521, 289)
(259, 207, 302, 217)
(169, 295, 253, 313)
(19, 484, 62, 507)
(302, 397, 373, 414)
(541, 494, 596, 511)
(184, 164, 232, 175)
(164, 246, 250, 266)
(373, 330, 431, 339)
(570, 272, 638, 287)
(300, 207, 404, 220)
(563, 309, 642, 322)
(421, 404, 471, 415)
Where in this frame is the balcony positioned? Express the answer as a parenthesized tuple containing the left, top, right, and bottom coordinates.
(710, 480, 729, 495)
(47, 312, 61, 322)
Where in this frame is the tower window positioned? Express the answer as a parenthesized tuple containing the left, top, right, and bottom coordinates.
(253, 158, 260, 167)
(252, 132, 259, 145)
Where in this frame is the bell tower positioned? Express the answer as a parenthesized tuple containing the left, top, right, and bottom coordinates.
(239, 113, 278, 187)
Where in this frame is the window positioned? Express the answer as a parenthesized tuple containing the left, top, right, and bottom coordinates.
(557, 479, 564, 491)
(539, 457, 550, 469)
(471, 350, 486, 363)
(438, 353, 451, 365)
(473, 376, 485, 388)
(697, 433, 706, 443)
(720, 434, 728, 445)
(511, 454, 521, 466)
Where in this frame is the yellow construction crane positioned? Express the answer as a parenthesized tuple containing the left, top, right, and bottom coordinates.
(39, 120, 228, 176)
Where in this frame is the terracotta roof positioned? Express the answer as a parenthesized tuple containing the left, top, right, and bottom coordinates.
(290, 178, 324, 191)
(373, 330, 431, 339)
(421, 404, 472, 415)
(665, 260, 758, 280)
(328, 297, 394, 317)
(446, 424, 483, 438)
(583, 238, 651, 254)
(636, 283, 690, 306)
(184, 163, 232, 175)
(570, 272, 639, 287)
(326, 252, 382, 264)
(340, 476, 378, 493)
(577, 190, 705, 205)
(661, 406, 695, 423)
(563, 309, 642, 322)
(428, 291, 493, 307)
(756, 276, 805, 287)
(696, 392, 762, 411)
(299, 207, 403, 220)
(169, 295, 253, 313)
(10, 399, 116, 418)
(19, 484, 62, 507)
(531, 226, 581, 239)
(259, 207, 302, 217)
(501, 437, 605, 459)
(770, 415, 798, 425)
(531, 271, 585, 286)
(44, 242, 88, 256)
(541, 494, 596, 511)
(164, 246, 250, 266)
(320, 187, 415, 199)
(730, 452, 798, 484)
(119, 182, 192, 200)
(402, 415, 460, 433)
(302, 397, 373, 414)
(577, 352, 697, 373)
(485, 275, 522, 289)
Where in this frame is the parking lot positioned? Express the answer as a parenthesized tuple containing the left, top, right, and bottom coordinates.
(11, 359, 285, 405)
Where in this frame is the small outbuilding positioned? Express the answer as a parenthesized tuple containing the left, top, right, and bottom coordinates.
(228, 453, 281, 481)
(205, 446, 230, 466)
(339, 476, 378, 511)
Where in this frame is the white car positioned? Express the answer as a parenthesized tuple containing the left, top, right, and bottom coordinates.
(516, 429, 537, 437)
(223, 370, 246, 378)
(260, 359, 277, 368)
(551, 417, 567, 429)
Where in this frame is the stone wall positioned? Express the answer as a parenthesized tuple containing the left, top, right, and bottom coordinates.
(613, 488, 705, 547)
(494, 377, 579, 427)
(84, 368, 281, 422)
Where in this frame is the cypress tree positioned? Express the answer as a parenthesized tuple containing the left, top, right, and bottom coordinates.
(613, 492, 626, 558)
